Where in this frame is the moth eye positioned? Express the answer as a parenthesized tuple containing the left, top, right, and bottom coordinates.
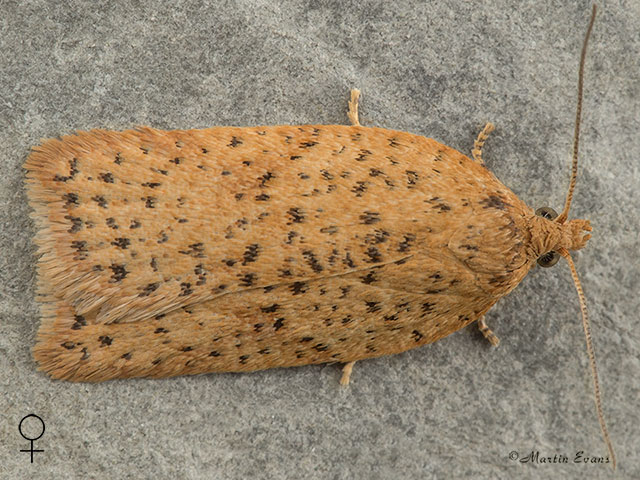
(537, 251, 560, 268)
(535, 206, 558, 220)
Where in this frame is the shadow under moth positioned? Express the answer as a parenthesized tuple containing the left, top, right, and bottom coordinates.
(24, 5, 615, 468)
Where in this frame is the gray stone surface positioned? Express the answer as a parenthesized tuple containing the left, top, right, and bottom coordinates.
(1, 0, 638, 478)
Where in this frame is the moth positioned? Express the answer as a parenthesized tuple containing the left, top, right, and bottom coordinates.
(24, 5, 614, 467)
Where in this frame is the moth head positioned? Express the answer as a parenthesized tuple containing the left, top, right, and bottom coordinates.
(534, 206, 592, 268)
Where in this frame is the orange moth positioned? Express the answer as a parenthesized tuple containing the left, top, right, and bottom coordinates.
(24, 5, 614, 468)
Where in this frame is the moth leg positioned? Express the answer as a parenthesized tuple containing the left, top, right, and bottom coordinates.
(340, 361, 356, 386)
(471, 122, 495, 164)
(347, 89, 361, 126)
(477, 315, 500, 346)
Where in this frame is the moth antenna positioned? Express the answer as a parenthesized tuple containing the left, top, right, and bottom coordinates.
(559, 248, 616, 469)
(557, 4, 597, 224)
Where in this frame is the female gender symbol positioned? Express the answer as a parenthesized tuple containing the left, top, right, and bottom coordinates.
(19, 414, 45, 463)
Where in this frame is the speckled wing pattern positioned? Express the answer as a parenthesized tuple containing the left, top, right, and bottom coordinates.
(25, 125, 536, 381)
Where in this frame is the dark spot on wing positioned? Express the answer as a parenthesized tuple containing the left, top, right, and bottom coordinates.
(480, 194, 511, 210)
(259, 172, 275, 187)
(359, 212, 380, 224)
(100, 172, 114, 183)
(364, 246, 382, 263)
(63, 192, 79, 207)
(351, 181, 368, 196)
(433, 203, 451, 212)
(260, 304, 280, 313)
(287, 207, 305, 224)
(92, 195, 108, 208)
(406, 170, 419, 187)
(139, 282, 160, 297)
(238, 273, 256, 287)
(320, 225, 338, 235)
(179, 282, 193, 296)
(365, 301, 381, 313)
(398, 234, 415, 252)
(65, 215, 83, 233)
(320, 169, 334, 180)
(356, 149, 372, 161)
(302, 250, 323, 272)
(364, 230, 389, 244)
(242, 244, 260, 265)
(343, 252, 356, 268)
(70, 240, 88, 260)
(290, 282, 307, 295)
(227, 136, 242, 147)
(179, 243, 205, 258)
(360, 271, 377, 284)
(53, 157, 78, 182)
(109, 264, 128, 282)
(111, 237, 130, 249)
(71, 315, 87, 330)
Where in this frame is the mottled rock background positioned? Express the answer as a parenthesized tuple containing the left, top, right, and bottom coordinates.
(1, 1, 637, 478)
